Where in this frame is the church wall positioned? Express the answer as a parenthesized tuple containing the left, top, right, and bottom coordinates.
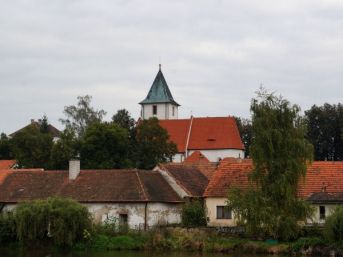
(142, 103, 178, 120)
(188, 149, 244, 162)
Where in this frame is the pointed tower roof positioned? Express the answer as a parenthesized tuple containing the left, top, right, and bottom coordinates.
(140, 65, 180, 106)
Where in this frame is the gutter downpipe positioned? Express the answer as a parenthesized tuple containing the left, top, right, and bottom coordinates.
(144, 202, 148, 231)
(184, 115, 194, 158)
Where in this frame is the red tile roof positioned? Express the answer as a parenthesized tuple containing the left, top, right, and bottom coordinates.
(203, 159, 252, 197)
(0, 169, 182, 203)
(298, 162, 343, 199)
(0, 160, 16, 170)
(159, 163, 209, 197)
(159, 117, 244, 153)
(184, 151, 210, 164)
(204, 160, 343, 200)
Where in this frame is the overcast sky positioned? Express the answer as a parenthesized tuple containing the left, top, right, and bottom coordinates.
(1, 0, 343, 134)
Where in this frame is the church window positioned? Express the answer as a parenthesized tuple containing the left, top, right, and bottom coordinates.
(172, 106, 175, 116)
(153, 105, 157, 115)
(319, 206, 326, 220)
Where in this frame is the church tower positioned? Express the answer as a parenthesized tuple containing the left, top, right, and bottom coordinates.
(139, 65, 180, 120)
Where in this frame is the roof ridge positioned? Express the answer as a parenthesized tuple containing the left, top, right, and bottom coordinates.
(135, 170, 148, 201)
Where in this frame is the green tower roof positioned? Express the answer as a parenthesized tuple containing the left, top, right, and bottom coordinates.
(139, 65, 180, 106)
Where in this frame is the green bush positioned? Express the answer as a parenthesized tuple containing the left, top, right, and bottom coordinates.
(181, 199, 207, 227)
(0, 212, 16, 243)
(324, 207, 343, 246)
(291, 237, 325, 252)
(15, 197, 91, 246)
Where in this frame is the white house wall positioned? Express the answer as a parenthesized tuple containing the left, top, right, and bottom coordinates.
(188, 149, 244, 162)
(2, 202, 182, 230)
(86, 202, 182, 229)
(309, 204, 338, 224)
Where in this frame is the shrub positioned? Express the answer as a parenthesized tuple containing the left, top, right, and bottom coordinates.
(0, 212, 16, 243)
(291, 237, 325, 252)
(15, 197, 91, 246)
(181, 199, 207, 227)
(324, 207, 343, 246)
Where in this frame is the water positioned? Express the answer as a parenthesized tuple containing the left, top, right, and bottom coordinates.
(0, 249, 260, 257)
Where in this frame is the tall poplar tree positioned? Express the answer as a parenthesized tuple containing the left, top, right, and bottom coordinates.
(228, 88, 313, 240)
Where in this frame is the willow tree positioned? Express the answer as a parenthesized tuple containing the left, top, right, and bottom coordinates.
(228, 88, 313, 240)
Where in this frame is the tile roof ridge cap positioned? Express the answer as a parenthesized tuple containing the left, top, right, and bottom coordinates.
(135, 170, 148, 201)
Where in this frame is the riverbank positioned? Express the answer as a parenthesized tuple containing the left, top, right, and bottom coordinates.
(2, 227, 343, 256)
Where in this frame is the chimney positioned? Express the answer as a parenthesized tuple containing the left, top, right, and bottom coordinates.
(69, 159, 80, 180)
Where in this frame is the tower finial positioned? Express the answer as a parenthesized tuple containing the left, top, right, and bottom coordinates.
(159, 63, 161, 70)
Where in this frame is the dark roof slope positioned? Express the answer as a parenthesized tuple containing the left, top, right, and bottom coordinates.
(159, 163, 209, 197)
(10, 121, 61, 138)
(0, 169, 182, 203)
(139, 67, 180, 106)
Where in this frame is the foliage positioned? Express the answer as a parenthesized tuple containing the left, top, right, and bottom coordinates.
(10, 124, 53, 169)
(135, 118, 177, 169)
(228, 88, 314, 241)
(0, 212, 16, 243)
(15, 197, 91, 246)
(49, 129, 79, 169)
(324, 207, 343, 246)
(60, 95, 106, 137)
(112, 109, 136, 132)
(0, 133, 13, 160)
(39, 115, 49, 134)
(290, 237, 325, 252)
(305, 103, 343, 161)
(80, 122, 130, 169)
(234, 117, 252, 157)
(181, 199, 207, 227)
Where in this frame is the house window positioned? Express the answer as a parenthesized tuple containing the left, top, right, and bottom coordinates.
(216, 206, 232, 219)
(172, 106, 175, 116)
(153, 105, 157, 115)
(319, 206, 326, 220)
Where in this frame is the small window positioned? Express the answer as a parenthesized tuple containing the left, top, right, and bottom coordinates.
(172, 106, 175, 116)
(119, 214, 128, 226)
(153, 105, 157, 115)
(319, 206, 326, 220)
(216, 206, 232, 219)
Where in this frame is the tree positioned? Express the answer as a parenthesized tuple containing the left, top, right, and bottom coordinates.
(181, 199, 207, 227)
(305, 103, 343, 161)
(10, 124, 53, 169)
(60, 95, 106, 137)
(228, 88, 313, 240)
(40, 115, 49, 134)
(49, 129, 79, 169)
(234, 117, 253, 157)
(80, 122, 130, 169)
(112, 109, 136, 132)
(0, 133, 12, 160)
(135, 118, 177, 169)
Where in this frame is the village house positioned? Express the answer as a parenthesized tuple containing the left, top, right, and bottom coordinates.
(9, 119, 61, 142)
(0, 160, 16, 170)
(140, 65, 245, 162)
(203, 158, 343, 227)
(0, 160, 183, 230)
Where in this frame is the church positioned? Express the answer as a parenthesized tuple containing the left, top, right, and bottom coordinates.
(139, 65, 245, 162)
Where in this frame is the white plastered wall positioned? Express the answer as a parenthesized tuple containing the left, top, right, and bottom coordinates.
(205, 197, 236, 227)
(142, 103, 178, 120)
(188, 149, 244, 162)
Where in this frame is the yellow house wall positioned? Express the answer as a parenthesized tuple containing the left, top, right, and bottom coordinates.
(205, 197, 236, 227)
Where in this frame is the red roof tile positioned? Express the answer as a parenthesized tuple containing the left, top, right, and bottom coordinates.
(159, 119, 190, 152)
(159, 117, 244, 153)
(203, 159, 252, 197)
(204, 160, 343, 200)
(0, 169, 182, 203)
(184, 151, 210, 164)
(0, 160, 16, 170)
